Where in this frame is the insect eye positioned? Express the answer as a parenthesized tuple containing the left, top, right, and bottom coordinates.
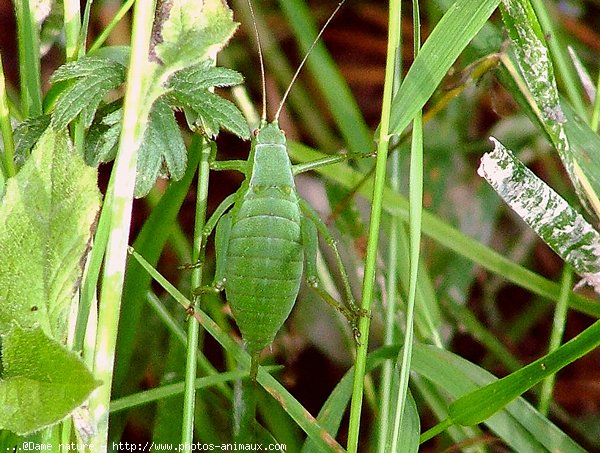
(252, 128, 259, 137)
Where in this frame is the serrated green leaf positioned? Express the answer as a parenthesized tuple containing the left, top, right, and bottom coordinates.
(50, 57, 125, 129)
(153, 0, 238, 73)
(0, 324, 99, 435)
(85, 105, 122, 165)
(168, 61, 249, 139)
(0, 128, 100, 341)
(169, 61, 244, 92)
(13, 115, 51, 165)
(479, 138, 600, 291)
(172, 90, 250, 139)
(134, 100, 187, 198)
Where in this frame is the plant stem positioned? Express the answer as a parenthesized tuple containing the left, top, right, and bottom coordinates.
(377, 7, 403, 453)
(181, 137, 212, 450)
(346, 0, 401, 450)
(89, 0, 136, 54)
(63, 0, 81, 61)
(390, 1, 422, 448)
(538, 265, 572, 415)
(88, 0, 156, 450)
(15, 0, 42, 117)
(0, 55, 16, 178)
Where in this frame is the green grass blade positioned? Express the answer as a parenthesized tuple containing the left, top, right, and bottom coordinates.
(448, 319, 600, 429)
(347, 0, 401, 449)
(391, 2, 424, 443)
(110, 371, 245, 413)
(288, 142, 600, 317)
(15, 0, 43, 117)
(529, 0, 586, 118)
(129, 249, 346, 452)
(389, 0, 500, 135)
(0, 55, 16, 178)
(414, 344, 587, 452)
(277, 0, 373, 154)
(479, 138, 600, 291)
(538, 265, 572, 415)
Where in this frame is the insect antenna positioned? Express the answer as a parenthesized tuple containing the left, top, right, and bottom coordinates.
(247, 0, 267, 122)
(274, 0, 346, 121)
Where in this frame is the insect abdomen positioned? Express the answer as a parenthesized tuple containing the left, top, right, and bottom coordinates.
(225, 189, 303, 354)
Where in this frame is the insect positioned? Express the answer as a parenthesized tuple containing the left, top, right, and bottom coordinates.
(196, 0, 365, 380)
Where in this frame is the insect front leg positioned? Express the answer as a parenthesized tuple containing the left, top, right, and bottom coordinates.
(292, 150, 375, 176)
(193, 212, 232, 299)
(300, 205, 367, 344)
(182, 193, 237, 271)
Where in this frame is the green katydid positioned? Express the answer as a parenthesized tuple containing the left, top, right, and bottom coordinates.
(195, 0, 367, 380)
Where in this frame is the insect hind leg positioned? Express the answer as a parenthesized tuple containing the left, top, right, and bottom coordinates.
(300, 201, 367, 343)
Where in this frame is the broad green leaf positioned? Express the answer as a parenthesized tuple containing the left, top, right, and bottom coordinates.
(50, 57, 126, 129)
(135, 99, 187, 198)
(479, 138, 600, 291)
(84, 101, 187, 198)
(389, 0, 500, 135)
(0, 324, 99, 435)
(0, 127, 100, 341)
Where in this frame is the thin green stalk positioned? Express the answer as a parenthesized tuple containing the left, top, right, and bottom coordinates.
(390, 2, 422, 448)
(377, 9, 403, 453)
(377, 156, 401, 453)
(538, 265, 572, 415)
(347, 0, 401, 450)
(63, 0, 81, 61)
(15, 0, 42, 117)
(78, 0, 94, 58)
(110, 371, 246, 413)
(75, 172, 114, 352)
(591, 69, 600, 132)
(529, 0, 586, 119)
(129, 248, 345, 452)
(89, 0, 136, 54)
(89, 0, 156, 450)
(145, 290, 232, 399)
(182, 137, 212, 450)
(0, 55, 16, 178)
